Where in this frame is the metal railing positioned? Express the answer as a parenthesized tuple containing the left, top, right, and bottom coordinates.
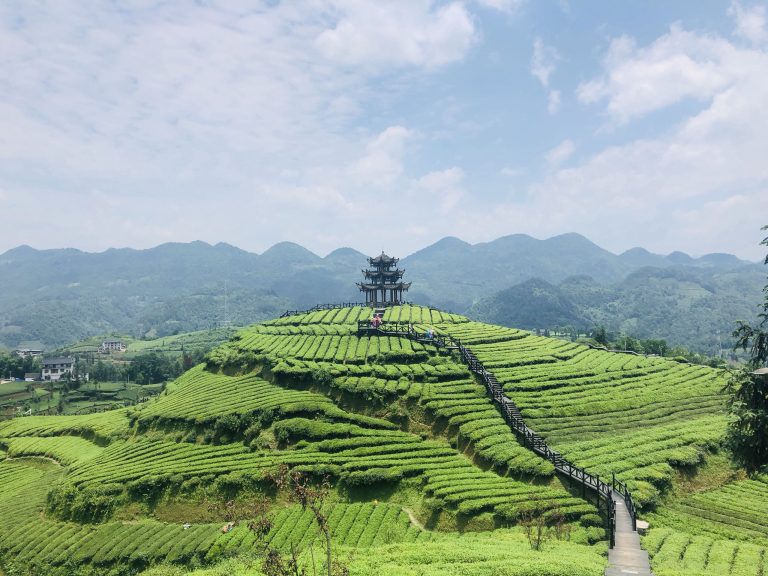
(279, 301, 451, 319)
(279, 302, 368, 318)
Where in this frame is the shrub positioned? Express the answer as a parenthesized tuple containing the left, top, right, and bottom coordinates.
(342, 468, 403, 487)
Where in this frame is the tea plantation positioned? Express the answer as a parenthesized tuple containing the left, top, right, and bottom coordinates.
(0, 305, 761, 575)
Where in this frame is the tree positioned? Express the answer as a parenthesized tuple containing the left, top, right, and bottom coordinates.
(270, 466, 341, 576)
(640, 338, 668, 356)
(592, 325, 609, 346)
(726, 225, 768, 472)
(247, 465, 347, 576)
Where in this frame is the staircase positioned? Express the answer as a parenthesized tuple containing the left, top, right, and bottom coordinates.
(358, 319, 643, 553)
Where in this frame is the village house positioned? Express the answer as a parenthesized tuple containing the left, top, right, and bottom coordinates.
(24, 372, 41, 382)
(100, 339, 126, 353)
(41, 357, 75, 381)
(14, 347, 44, 359)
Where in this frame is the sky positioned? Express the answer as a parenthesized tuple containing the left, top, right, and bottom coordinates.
(1, 0, 767, 260)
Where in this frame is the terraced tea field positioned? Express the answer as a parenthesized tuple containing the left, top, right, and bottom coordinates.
(644, 527, 768, 576)
(0, 305, 754, 576)
(435, 321, 727, 508)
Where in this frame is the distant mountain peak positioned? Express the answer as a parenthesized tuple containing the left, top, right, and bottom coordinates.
(429, 236, 472, 250)
(324, 247, 366, 260)
(547, 232, 594, 243)
(1, 244, 39, 259)
(697, 253, 744, 267)
(667, 251, 693, 264)
(621, 247, 652, 256)
(261, 241, 320, 261)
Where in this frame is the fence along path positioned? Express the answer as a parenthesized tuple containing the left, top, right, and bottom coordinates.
(454, 337, 653, 575)
(356, 320, 647, 559)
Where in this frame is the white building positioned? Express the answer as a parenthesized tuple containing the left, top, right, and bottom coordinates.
(100, 339, 126, 353)
(14, 348, 44, 359)
(42, 357, 75, 381)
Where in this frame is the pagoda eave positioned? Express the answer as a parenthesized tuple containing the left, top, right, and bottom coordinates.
(357, 282, 411, 290)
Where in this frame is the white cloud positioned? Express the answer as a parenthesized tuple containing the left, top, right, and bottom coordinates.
(577, 27, 737, 124)
(0, 1, 480, 256)
(501, 167, 524, 177)
(545, 139, 575, 167)
(266, 184, 351, 212)
(352, 126, 415, 187)
(547, 90, 561, 115)
(530, 37, 559, 87)
(316, 1, 476, 68)
(520, 18, 768, 258)
(729, 1, 768, 45)
(473, 0, 525, 14)
(416, 167, 465, 212)
(0, 2, 763, 262)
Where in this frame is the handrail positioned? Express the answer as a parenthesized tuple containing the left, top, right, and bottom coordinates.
(280, 302, 369, 318)
(279, 301, 453, 319)
(358, 321, 638, 548)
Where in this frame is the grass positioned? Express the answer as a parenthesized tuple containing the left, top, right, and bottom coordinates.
(0, 435, 103, 465)
(643, 527, 768, 576)
(140, 529, 607, 576)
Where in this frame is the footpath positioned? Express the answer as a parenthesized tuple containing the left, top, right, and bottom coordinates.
(605, 490, 653, 576)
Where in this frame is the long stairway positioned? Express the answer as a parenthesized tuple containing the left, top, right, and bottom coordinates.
(457, 339, 654, 573)
(358, 318, 654, 573)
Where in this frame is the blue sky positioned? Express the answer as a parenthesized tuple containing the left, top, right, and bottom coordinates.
(1, 0, 766, 259)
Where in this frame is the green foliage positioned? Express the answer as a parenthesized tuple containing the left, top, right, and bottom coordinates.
(724, 368, 768, 472)
(0, 435, 103, 465)
(0, 351, 41, 380)
(469, 263, 764, 357)
(649, 473, 768, 545)
(341, 468, 403, 486)
(0, 409, 130, 442)
(152, 529, 609, 576)
(644, 527, 768, 576)
(6, 303, 752, 575)
(724, 225, 768, 473)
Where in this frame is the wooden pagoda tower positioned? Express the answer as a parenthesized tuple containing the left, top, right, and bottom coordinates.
(357, 252, 411, 306)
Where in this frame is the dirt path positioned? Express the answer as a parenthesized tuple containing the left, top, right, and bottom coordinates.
(403, 507, 426, 531)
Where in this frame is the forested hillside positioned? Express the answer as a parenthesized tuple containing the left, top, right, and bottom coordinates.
(470, 265, 764, 356)
(0, 234, 761, 353)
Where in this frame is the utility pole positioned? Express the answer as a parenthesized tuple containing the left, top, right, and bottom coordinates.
(716, 329, 724, 359)
(222, 280, 232, 328)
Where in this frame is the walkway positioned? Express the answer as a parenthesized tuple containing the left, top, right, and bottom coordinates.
(606, 490, 653, 576)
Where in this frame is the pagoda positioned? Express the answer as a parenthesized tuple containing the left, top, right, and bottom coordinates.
(357, 252, 411, 306)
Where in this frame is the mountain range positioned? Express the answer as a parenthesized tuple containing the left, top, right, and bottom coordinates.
(0, 233, 763, 355)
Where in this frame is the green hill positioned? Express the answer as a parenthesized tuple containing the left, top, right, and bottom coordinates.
(62, 327, 237, 357)
(469, 265, 765, 356)
(0, 305, 760, 576)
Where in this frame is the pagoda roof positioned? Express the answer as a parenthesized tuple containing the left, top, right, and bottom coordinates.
(368, 252, 398, 265)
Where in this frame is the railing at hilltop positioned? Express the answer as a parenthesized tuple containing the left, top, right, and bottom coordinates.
(357, 320, 453, 348)
(279, 301, 452, 319)
(279, 302, 368, 318)
(356, 320, 637, 548)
